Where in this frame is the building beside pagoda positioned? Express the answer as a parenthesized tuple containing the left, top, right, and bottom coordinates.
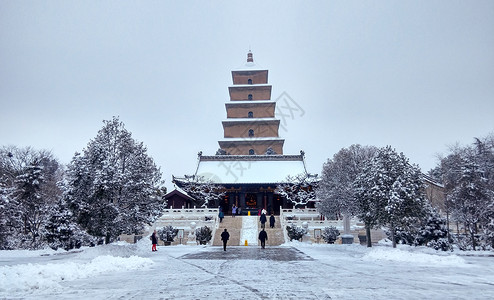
(173, 52, 315, 215)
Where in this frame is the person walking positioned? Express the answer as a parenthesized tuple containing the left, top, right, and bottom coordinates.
(218, 210, 224, 223)
(151, 230, 158, 252)
(258, 229, 268, 249)
(269, 214, 275, 228)
(232, 205, 237, 217)
(260, 212, 267, 229)
(221, 229, 230, 251)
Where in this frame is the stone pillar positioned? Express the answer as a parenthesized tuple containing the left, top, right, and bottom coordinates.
(341, 213, 354, 244)
(239, 193, 246, 209)
(257, 193, 263, 210)
(267, 193, 273, 214)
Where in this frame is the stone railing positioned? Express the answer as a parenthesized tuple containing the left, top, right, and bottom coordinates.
(280, 207, 366, 243)
(149, 207, 220, 245)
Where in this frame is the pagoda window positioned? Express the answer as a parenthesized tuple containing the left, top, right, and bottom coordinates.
(248, 129, 254, 137)
(248, 79, 252, 84)
(248, 94, 253, 100)
(249, 149, 255, 155)
(248, 111, 253, 118)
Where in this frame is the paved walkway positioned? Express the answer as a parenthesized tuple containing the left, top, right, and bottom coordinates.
(179, 246, 313, 261)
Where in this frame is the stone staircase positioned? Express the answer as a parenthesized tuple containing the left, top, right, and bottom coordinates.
(212, 215, 285, 247)
(212, 216, 242, 246)
(264, 216, 285, 246)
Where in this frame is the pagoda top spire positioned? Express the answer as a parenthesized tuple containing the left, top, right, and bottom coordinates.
(247, 51, 253, 62)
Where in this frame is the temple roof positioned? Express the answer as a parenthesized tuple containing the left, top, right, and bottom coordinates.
(186, 154, 308, 184)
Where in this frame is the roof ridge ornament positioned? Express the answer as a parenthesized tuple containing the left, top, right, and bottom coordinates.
(247, 51, 253, 63)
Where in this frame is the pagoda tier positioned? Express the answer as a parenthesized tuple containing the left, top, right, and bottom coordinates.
(225, 101, 275, 119)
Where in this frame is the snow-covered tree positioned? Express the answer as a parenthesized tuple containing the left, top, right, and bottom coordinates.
(0, 146, 63, 249)
(449, 160, 493, 250)
(434, 134, 494, 250)
(276, 173, 318, 208)
(316, 144, 376, 219)
(45, 200, 95, 250)
(418, 209, 451, 251)
(354, 146, 428, 247)
(180, 176, 225, 208)
(62, 117, 165, 244)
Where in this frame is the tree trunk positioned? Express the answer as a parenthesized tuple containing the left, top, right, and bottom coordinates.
(365, 224, 372, 247)
(390, 222, 396, 248)
(469, 224, 476, 251)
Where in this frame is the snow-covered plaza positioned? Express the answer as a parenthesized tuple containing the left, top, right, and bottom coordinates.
(1, 240, 493, 299)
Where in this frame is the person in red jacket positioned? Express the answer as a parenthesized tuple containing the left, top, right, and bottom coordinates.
(151, 230, 158, 252)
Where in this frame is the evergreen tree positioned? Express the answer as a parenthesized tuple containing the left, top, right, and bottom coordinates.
(317, 144, 376, 219)
(0, 146, 63, 249)
(62, 117, 165, 244)
(354, 146, 428, 247)
(449, 160, 492, 250)
(45, 200, 94, 250)
(418, 209, 451, 251)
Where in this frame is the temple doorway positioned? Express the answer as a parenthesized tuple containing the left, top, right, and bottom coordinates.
(245, 193, 257, 209)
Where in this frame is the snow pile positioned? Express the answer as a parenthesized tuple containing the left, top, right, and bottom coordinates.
(240, 216, 258, 246)
(0, 255, 152, 294)
(363, 247, 466, 266)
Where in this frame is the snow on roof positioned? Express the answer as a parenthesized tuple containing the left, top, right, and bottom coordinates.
(194, 155, 307, 184)
(234, 62, 267, 72)
(225, 100, 275, 105)
(218, 137, 284, 142)
(228, 84, 271, 88)
(222, 118, 278, 122)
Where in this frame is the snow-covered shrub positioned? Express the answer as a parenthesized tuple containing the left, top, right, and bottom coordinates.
(385, 211, 452, 251)
(158, 225, 178, 242)
(322, 226, 340, 244)
(286, 224, 306, 241)
(195, 226, 212, 244)
(385, 225, 416, 246)
(417, 211, 452, 251)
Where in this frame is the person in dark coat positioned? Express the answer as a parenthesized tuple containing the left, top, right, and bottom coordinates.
(151, 230, 158, 252)
(258, 229, 268, 249)
(260, 213, 267, 229)
(221, 229, 230, 251)
(219, 210, 224, 223)
(269, 214, 275, 228)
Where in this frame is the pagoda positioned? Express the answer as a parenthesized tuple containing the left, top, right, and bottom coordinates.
(173, 52, 311, 215)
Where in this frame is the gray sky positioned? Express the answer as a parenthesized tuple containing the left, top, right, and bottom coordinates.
(1, 1, 493, 190)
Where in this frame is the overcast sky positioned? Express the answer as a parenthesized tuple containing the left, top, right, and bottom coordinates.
(1, 1, 493, 190)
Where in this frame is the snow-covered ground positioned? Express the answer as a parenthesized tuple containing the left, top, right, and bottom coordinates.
(1, 239, 493, 299)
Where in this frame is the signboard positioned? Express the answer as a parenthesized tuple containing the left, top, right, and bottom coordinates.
(314, 229, 321, 239)
(177, 229, 184, 239)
